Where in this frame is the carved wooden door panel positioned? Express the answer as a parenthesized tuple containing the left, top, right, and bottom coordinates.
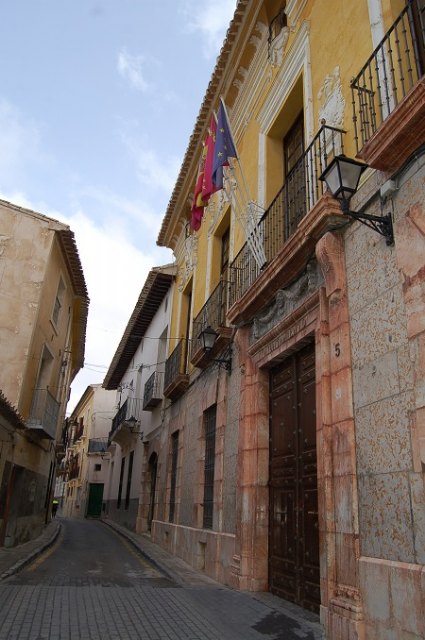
(269, 342, 320, 612)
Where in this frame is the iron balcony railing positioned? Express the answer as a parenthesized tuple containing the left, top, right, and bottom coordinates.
(27, 388, 60, 439)
(351, 0, 425, 150)
(164, 339, 187, 391)
(190, 280, 230, 359)
(73, 421, 84, 442)
(68, 454, 80, 480)
(229, 123, 345, 307)
(88, 437, 109, 453)
(143, 370, 164, 409)
(109, 397, 143, 442)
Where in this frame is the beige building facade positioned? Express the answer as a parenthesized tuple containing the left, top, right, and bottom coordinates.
(62, 384, 116, 519)
(150, 1, 425, 639)
(0, 199, 88, 546)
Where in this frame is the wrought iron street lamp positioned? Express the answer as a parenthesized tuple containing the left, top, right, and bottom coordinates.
(320, 155, 394, 245)
(126, 416, 144, 439)
(198, 325, 232, 371)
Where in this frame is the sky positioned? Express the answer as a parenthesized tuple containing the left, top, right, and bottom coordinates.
(0, 0, 238, 413)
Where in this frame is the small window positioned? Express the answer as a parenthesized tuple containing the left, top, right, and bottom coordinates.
(52, 277, 65, 326)
(169, 431, 179, 523)
(125, 451, 134, 510)
(203, 406, 217, 529)
(117, 457, 126, 509)
(94, 463, 101, 471)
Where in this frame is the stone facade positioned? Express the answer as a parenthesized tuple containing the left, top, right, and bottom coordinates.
(136, 1, 425, 638)
(0, 199, 88, 546)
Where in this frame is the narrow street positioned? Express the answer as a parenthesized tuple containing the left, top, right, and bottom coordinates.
(0, 519, 322, 640)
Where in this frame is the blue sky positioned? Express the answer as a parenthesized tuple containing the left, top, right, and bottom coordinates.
(0, 0, 237, 412)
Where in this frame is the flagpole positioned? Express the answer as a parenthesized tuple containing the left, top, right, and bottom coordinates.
(217, 97, 267, 268)
(220, 97, 255, 211)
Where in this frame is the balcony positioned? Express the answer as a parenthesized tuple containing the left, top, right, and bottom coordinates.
(108, 397, 143, 447)
(228, 124, 345, 320)
(351, 0, 425, 171)
(143, 370, 164, 410)
(26, 388, 60, 439)
(88, 437, 109, 454)
(190, 280, 233, 368)
(68, 455, 80, 480)
(73, 421, 84, 442)
(164, 339, 189, 400)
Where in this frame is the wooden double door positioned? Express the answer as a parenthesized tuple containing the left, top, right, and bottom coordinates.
(269, 342, 320, 612)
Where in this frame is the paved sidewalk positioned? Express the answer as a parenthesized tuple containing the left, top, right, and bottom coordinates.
(102, 518, 324, 638)
(101, 518, 219, 588)
(0, 519, 61, 580)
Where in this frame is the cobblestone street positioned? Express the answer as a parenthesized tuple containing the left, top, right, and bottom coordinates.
(0, 519, 323, 640)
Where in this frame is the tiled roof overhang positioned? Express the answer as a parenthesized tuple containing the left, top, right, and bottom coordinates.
(57, 229, 90, 376)
(0, 389, 26, 431)
(103, 265, 176, 390)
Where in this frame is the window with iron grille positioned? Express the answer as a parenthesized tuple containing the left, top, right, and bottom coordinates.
(169, 431, 179, 522)
(203, 405, 217, 529)
(125, 450, 134, 510)
(117, 456, 125, 509)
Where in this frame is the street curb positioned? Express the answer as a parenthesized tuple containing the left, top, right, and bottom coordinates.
(0, 521, 62, 581)
(100, 519, 177, 583)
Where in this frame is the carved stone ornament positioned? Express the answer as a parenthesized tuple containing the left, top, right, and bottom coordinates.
(207, 190, 228, 237)
(318, 66, 345, 129)
(233, 66, 248, 90)
(253, 260, 323, 339)
(177, 232, 198, 292)
(269, 26, 290, 67)
(0, 235, 10, 256)
(315, 231, 345, 297)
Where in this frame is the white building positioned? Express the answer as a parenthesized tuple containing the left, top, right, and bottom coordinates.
(63, 384, 116, 518)
(103, 264, 175, 532)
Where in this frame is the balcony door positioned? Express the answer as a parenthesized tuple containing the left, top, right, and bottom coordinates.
(219, 226, 230, 325)
(284, 114, 306, 238)
(410, 0, 425, 75)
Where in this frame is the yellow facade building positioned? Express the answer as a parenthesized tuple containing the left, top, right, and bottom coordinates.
(149, 1, 425, 638)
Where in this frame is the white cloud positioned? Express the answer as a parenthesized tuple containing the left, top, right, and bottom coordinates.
(0, 99, 44, 182)
(75, 186, 165, 237)
(181, 0, 237, 59)
(117, 48, 151, 92)
(119, 131, 181, 195)
(54, 208, 173, 413)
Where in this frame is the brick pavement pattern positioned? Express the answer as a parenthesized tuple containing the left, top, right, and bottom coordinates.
(0, 518, 323, 640)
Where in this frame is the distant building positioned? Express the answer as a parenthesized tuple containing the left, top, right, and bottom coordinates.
(0, 199, 88, 546)
(102, 264, 176, 532)
(62, 384, 116, 518)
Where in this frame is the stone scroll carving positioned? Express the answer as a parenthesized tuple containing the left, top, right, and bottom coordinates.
(318, 66, 345, 129)
(315, 231, 345, 298)
(253, 260, 322, 339)
(269, 26, 290, 67)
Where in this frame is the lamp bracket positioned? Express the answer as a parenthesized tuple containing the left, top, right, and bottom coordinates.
(212, 356, 232, 371)
(341, 199, 394, 246)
